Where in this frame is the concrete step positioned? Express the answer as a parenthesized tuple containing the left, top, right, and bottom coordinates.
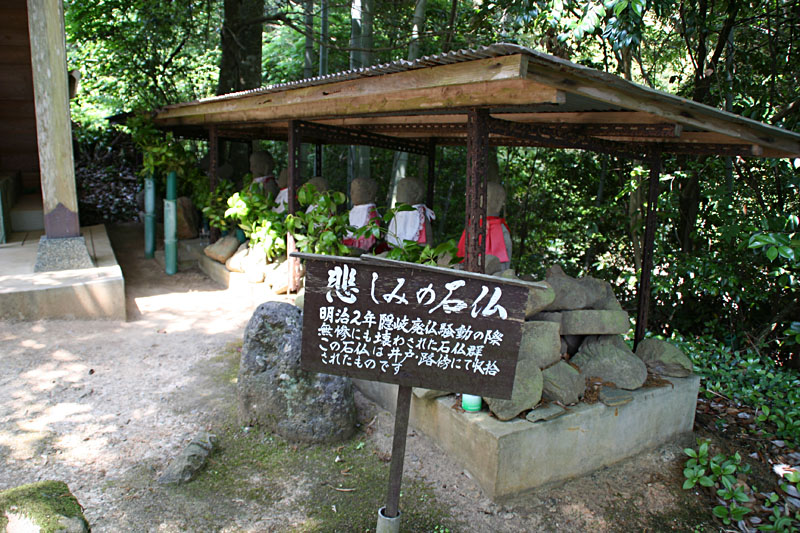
(10, 193, 44, 232)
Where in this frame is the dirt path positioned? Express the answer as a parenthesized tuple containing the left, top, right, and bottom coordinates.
(0, 224, 714, 532)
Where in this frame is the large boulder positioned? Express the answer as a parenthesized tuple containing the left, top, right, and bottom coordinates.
(542, 361, 585, 405)
(544, 265, 590, 310)
(176, 196, 199, 240)
(636, 338, 693, 377)
(0, 481, 89, 533)
(237, 302, 356, 443)
(571, 335, 647, 390)
(485, 351, 543, 421)
(225, 243, 249, 273)
(204, 235, 240, 263)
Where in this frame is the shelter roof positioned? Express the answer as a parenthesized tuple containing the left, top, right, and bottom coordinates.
(153, 43, 800, 159)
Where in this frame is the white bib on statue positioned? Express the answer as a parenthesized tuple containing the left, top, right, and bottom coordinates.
(386, 204, 435, 247)
(272, 188, 289, 214)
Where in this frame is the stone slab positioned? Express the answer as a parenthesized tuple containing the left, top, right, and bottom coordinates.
(0, 224, 126, 320)
(355, 374, 700, 500)
(560, 310, 629, 335)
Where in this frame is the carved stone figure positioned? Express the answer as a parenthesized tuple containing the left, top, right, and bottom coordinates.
(386, 177, 435, 248)
(250, 150, 278, 197)
(273, 168, 290, 214)
(304, 176, 330, 214)
(342, 177, 380, 251)
(457, 181, 512, 271)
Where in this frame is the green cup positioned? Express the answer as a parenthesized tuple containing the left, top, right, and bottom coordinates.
(461, 394, 482, 412)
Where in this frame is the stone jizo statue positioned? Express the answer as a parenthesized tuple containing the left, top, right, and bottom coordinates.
(250, 150, 278, 198)
(342, 177, 380, 251)
(272, 168, 290, 214)
(386, 177, 435, 248)
(457, 181, 513, 271)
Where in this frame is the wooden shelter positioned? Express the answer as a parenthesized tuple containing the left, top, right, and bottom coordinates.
(152, 43, 800, 346)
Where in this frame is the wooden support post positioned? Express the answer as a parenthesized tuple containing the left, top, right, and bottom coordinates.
(287, 120, 302, 293)
(426, 139, 436, 209)
(634, 155, 662, 350)
(208, 125, 220, 243)
(315, 144, 323, 176)
(384, 384, 412, 519)
(27, 0, 79, 239)
(465, 109, 489, 274)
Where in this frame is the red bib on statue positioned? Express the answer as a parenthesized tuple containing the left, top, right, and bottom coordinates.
(457, 216, 510, 263)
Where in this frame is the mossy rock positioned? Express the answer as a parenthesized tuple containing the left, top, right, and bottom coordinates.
(0, 480, 89, 532)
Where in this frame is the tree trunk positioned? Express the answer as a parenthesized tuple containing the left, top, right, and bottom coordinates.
(348, 0, 372, 193)
(386, 0, 427, 206)
(217, 0, 264, 179)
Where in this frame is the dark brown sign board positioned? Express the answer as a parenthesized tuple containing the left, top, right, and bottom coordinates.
(296, 253, 528, 400)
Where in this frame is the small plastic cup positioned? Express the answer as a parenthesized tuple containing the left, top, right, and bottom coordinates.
(461, 394, 482, 412)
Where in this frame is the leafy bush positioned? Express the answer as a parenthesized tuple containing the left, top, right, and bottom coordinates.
(671, 333, 800, 447)
(285, 183, 351, 256)
(682, 439, 799, 530)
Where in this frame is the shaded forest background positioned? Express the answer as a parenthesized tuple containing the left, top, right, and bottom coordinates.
(64, 0, 800, 364)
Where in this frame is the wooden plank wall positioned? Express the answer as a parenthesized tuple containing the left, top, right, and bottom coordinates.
(0, 0, 40, 192)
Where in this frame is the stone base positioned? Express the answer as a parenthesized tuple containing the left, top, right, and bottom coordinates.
(355, 374, 700, 500)
(33, 236, 94, 272)
(0, 225, 125, 320)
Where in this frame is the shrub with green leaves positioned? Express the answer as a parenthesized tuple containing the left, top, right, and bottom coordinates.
(285, 183, 351, 256)
(671, 333, 800, 448)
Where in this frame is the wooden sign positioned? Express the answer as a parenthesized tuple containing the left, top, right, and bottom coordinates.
(297, 253, 528, 400)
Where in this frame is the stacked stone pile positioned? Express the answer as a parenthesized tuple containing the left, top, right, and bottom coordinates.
(475, 264, 694, 421)
(203, 237, 304, 294)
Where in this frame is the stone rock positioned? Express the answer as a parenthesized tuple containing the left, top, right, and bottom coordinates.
(560, 310, 629, 335)
(158, 432, 216, 485)
(562, 334, 585, 356)
(237, 302, 356, 443)
(576, 275, 608, 308)
(485, 354, 543, 421)
(542, 361, 585, 405)
(531, 311, 562, 325)
(484, 254, 502, 275)
(294, 288, 305, 310)
(636, 338, 693, 377)
(518, 321, 562, 369)
(267, 259, 305, 294)
(598, 387, 633, 407)
(0, 481, 89, 533)
(225, 243, 249, 273)
(572, 335, 647, 390)
(525, 403, 567, 422)
(176, 196, 199, 240)
(243, 248, 268, 283)
(204, 235, 240, 263)
(498, 268, 516, 279)
(544, 265, 590, 310)
(593, 284, 623, 311)
(413, 387, 451, 400)
(525, 282, 555, 319)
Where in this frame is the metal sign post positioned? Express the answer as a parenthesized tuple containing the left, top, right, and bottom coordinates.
(295, 253, 528, 531)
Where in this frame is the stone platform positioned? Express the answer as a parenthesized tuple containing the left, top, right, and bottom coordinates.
(0, 225, 125, 320)
(355, 375, 700, 500)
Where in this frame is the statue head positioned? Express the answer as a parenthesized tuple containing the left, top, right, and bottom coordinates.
(487, 181, 506, 216)
(218, 162, 234, 181)
(249, 150, 274, 176)
(306, 176, 329, 194)
(277, 168, 289, 188)
(396, 177, 425, 205)
(350, 177, 378, 206)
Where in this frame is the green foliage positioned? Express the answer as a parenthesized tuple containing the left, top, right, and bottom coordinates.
(673, 333, 800, 448)
(683, 439, 800, 531)
(203, 181, 237, 232)
(285, 183, 352, 256)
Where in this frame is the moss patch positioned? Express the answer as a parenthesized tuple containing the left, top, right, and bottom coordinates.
(0, 480, 86, 532)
